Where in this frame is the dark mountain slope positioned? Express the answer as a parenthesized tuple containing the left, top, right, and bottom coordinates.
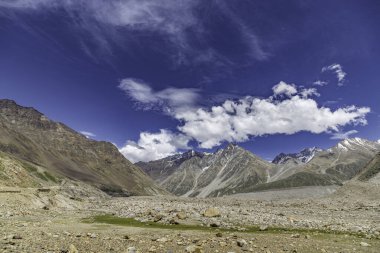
(0, 99, 165, 196)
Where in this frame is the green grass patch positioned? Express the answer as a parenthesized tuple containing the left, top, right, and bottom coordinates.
(84, 215, 223, 232)
(83, 215, 368, 238)
(23, 163, 38, 173)
(43, 171, 57, 183)
(35, 171, 49, 181)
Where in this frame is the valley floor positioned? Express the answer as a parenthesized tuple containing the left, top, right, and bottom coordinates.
(0, 182, 379, 253)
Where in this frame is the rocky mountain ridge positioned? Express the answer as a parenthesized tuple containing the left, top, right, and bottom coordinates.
(137, 138, 380, 197)
(0, 99, 165, 196)
(139, 143, 272, 197)
(272, 147, 322, 164)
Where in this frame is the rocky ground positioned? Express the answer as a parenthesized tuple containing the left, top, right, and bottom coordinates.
(0, 182, 379, 253)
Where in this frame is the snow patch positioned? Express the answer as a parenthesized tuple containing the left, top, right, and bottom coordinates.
(337, 143, 348, 151)
(202, 166, 210, 172)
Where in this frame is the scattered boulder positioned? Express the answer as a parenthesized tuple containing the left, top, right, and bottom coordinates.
(185, 245, 204, 253)
(176, 211, 187, 220)
(169, 219, 179, 225)
(153, 214, 163, 222)
(68, 244, 78, 253)
(360, 242, 370, 247)
(12, 235, 22, 240)
(210, 222, 220, 227)
(237, 239, 247, 247)
(203, 207, 221, 217)
(127, 246, 136, 253)
(148, 245, 157, 252)
(157, 237, 168, 243)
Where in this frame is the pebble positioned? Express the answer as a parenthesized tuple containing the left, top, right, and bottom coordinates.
(360, 242, 370, 247)
(68, 244, 78, 253)
(237, 239, 248, 247)
(127, 246, 136, 253)
(185, 245, 204, 253)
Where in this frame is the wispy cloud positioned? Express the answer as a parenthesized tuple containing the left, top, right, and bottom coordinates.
(330, 130, 358, 140)
(80, 131, 96, 139)
(322, 63, 347, 86)
(118, 78, 200, 113)
(313, 80, 328, 86)
(0, 0, 268, 68)
(215, 1, 269, 61)
(121, 80, 370, 149)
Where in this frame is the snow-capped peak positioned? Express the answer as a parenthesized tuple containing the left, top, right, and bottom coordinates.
(272, 147, 321, 164)
(336, 137, 379, 152)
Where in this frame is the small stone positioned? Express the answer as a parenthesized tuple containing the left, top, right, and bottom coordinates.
(210, 222, 220, 227)
(219, 241, 227, 247)
(291, 234, 300, 238)
(157, 237, 168, 243)
(12, 235, 22, 240)
(216, 232, 223, 237)
(360, 242, 370, 247)
(259, 225, 268, 231)
(169, 219, 179, 225)
(154, 214, 163, 222)
(176, 211, 187, 220)
(185, 245, 204, 253)
(127, 246, 136, 253)
(68, 244, 78, 253)
(203, 208, 221, 217)
(148, 246, 157, 252)
(237, 239, 248, 247)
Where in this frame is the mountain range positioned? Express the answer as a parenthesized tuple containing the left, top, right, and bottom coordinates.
(1, 99, 379, 199)
(137, 137, 380, 197)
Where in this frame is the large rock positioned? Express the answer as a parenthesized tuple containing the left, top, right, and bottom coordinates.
(203, 207, 221, 217)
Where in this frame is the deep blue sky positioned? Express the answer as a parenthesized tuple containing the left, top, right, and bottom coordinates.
(0, 0, 379, 162)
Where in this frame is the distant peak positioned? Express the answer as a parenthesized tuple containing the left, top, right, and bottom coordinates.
(0, 99, 42, 115)
(0, 99, 17, 106)
(272, 146, 321, 164)
(335, 137, 377, 151)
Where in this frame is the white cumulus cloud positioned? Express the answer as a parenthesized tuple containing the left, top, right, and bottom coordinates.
(272, 81, 297, 97)
(299, 88, 320, 98)
(176, 89, 369, 148)
(330, 130, 359, 140)
(322, 63, 347, 86)
(120, 80, 370, 152)
(119, 129, 190, 163)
